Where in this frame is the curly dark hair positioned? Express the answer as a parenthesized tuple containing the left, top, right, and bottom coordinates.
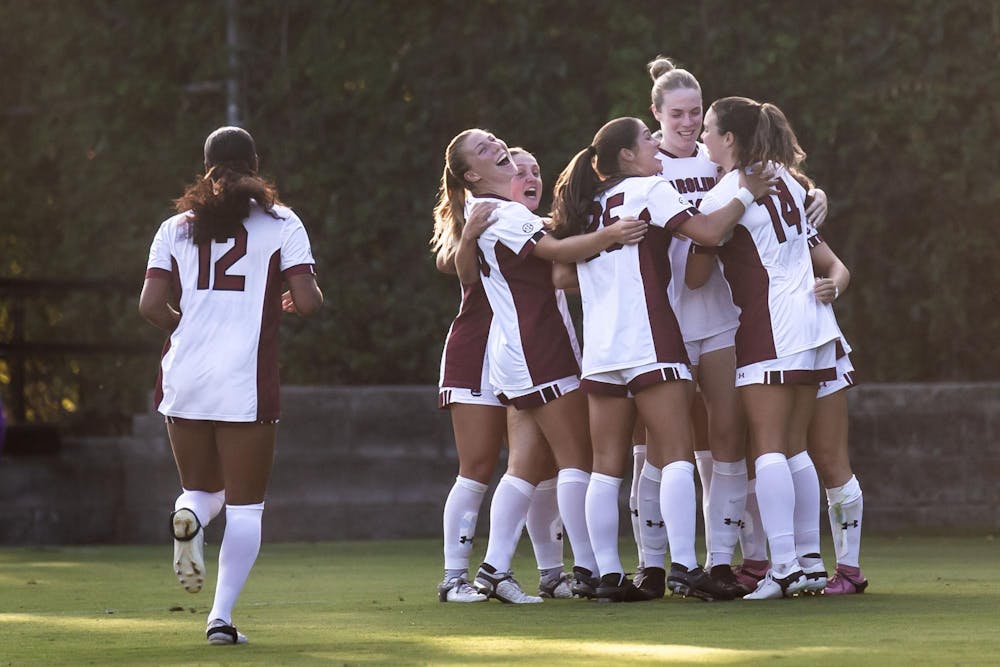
(173, 127, 283, 244)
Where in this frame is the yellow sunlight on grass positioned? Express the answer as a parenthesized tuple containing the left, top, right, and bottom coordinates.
(0, 613, 181, 632)
(421, 635, 859, 663)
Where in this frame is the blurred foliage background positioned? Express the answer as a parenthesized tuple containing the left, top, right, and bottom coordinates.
(0, 0, 998, 433)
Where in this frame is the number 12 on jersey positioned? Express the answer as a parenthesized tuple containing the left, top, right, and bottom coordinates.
(197, 226, 248, 291)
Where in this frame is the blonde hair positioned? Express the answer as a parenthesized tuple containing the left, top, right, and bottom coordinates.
(430, 129, 479, 258)
(647, 56, 701, 109)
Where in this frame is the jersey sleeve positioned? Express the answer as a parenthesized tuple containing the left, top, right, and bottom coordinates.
(492, 203, 547, 258)
(806, 223, 825, 249)
(646, 180, 700, 233)
(145, 219, 175, 280)
(279, 211, 316, 276)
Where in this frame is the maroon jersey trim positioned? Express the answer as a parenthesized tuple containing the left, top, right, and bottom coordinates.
(282, 263, 315, 277)
(495, 243, 580, 386)
(719, 226, 778, 366)
(440, 282, 492, 391)
(256, 250, 283, 421)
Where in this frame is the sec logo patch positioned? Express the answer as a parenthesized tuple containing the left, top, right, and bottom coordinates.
(522, 223, 534, 233)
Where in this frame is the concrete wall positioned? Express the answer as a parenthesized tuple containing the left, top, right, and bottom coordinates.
(0, 383, 997, 545)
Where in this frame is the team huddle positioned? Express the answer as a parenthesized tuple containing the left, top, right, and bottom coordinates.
(431, 57, 866, 604)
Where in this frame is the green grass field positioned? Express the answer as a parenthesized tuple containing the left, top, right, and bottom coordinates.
(1, 534, 997, 666)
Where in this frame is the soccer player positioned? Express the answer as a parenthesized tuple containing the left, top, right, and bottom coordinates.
(548, 116, 772, 601)
(432, 148, 573, 603)
(432, 128, 645, 603)
(633, 57, 831, 593)
(806, 226, 868, 595)
(139, 126, 322, 644)
(689, 97, 840, 599)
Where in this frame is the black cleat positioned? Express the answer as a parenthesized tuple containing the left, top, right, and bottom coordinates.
(636, 566, 666, 599)
(668, 563, 738, 601)
(570, 566, 599, 599)
(709, 564, 751, 598)
(594, 573, 651, 603)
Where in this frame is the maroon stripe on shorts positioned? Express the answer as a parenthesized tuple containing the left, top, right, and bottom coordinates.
(764, 368, 836, 385)
(628, 366, 685, 394)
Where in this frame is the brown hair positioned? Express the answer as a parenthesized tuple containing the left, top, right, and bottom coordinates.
(430, 129, 480, 258)
(709, 96, 813, 189)
(174, 127, 282, 245)
(647, 56, 701, 109)
(549, 117, 644, 238)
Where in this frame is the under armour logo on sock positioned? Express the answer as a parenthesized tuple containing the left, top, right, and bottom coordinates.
(556, 532, 563, 541)
(631, 509, 639, 517)
(458, 535, 474, 544)
(645, 519, 665, 528)
(724, 518, 745, 528)
(841, 520, 859, 530)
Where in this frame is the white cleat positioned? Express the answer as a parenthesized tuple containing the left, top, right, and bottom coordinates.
(800, 560, 828, 595)
(474, 565, 543, 604)
(743, 568, 807, 600)
(437, 576, 487, 603)
(206, 619, 248, 645)
(170, 508, 205, 594)
(538, 571, 574, 599)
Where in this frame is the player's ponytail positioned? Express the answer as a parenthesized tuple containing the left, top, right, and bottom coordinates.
(431, 130, 477, 257)
(550, 117, 645, 238)
(712, 97, 809, 183)
(550, 147, 601, 238)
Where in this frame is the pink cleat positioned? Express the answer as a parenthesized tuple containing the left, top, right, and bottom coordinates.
(733, 559, 769, 592)
(824, 564, 869, 595)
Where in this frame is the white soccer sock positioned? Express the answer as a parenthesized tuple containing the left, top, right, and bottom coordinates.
(557, 468, 598, 574)
(482, 474, 535, 574)
(708, 459, 747, 567)
(826, 475, 864, 568)
(443, 476, 488, 572)
(526, 477, 564, 571)
(585, 472, 623, 577)
(638, 461, 667, 570)
(788, 451, 822, 563)
(175, 488, 226, 528)
(694, 449, 714, 566)
(208, 503, 264, 625)
(754, 453, 798, 573)
(739, 478, 768, 562)
(629, 444, 647, 569)
(660, 461, 698, 571)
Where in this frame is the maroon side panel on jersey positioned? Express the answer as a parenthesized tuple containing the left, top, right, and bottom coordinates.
(719, 226, 778, 366)
(441, 282, 492, 390)
(256, 251, 283, 421)
(637, 225, 689, 365)
(495, 243, 579, 386)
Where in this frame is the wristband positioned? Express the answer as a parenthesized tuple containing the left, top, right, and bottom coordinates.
(734, 187, 755, 209)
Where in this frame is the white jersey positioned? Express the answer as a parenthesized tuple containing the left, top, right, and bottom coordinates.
(470, 194, 581, 392)
(575, 176, 699, 376)
(146, 203, 315, 421)
(654, 144, 740, 341)
(807, 223, 853, 354)
(701, 168, 839, 367)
